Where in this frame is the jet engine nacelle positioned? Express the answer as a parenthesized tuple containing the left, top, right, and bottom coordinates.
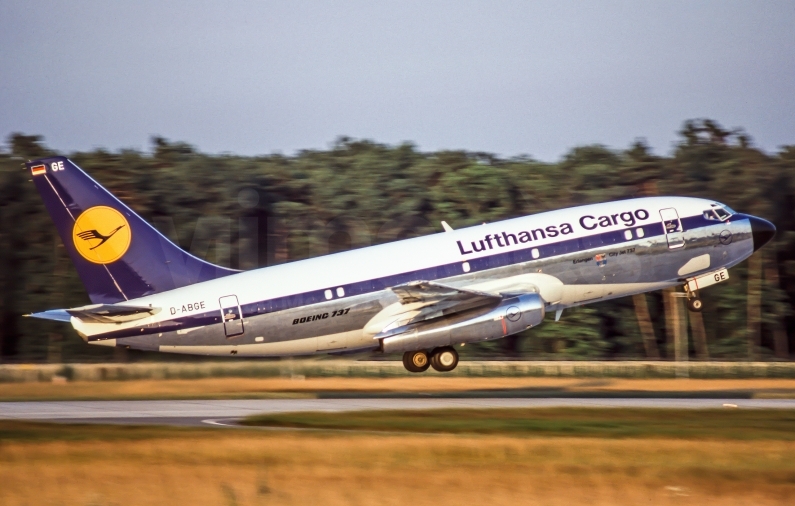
(380, 293, 545, 354)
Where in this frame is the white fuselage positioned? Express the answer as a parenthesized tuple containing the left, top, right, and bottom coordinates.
(77, 196, 753, 357)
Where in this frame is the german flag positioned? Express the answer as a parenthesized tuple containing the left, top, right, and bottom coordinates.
(30, 164, 46, 176)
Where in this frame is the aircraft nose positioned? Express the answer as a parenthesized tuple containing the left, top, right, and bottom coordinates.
(749, 216, 776, 252)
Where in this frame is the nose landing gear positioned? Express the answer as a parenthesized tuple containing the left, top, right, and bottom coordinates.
(682, 283, 703, 313)
(681, 268, 730, 313)
(686, 297, 703, 312)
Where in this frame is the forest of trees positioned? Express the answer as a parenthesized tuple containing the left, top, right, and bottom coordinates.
(1, 119, 794, 363)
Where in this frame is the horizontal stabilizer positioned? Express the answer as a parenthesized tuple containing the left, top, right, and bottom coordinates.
(66, 304, 161, 324)
(28, 305, 160, 324)
(25, 309, 72, 323)
(25, 304, 160, 323)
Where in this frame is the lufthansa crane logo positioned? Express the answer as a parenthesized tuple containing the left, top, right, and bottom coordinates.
(72, 206, 131, 264)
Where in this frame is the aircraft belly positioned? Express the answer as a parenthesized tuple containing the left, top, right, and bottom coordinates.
(159, 336, 320, 357)
(151, 328, 378, 357)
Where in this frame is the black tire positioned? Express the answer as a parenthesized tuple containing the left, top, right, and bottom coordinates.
(687, 297, 703, 312)
(402, 350, 430, 373)
(430, 346, 459, 372)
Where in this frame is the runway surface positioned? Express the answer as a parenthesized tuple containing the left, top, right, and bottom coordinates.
(3, 398, 795, 426)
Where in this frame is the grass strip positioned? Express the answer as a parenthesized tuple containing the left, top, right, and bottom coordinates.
(0, 421, 213, 443)
(242, 407, 795, 440)
(4, 407, 795, 443)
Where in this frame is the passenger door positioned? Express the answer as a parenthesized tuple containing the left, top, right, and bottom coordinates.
(659, 208, 685, 249)
(219, 295, 244, 337)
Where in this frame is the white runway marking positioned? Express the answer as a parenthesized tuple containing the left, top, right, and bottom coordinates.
(201, 418, 239, 427)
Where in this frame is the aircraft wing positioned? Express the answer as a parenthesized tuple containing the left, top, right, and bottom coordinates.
(366, 275, 561, 340)
(365, 281, 501, 337)
(390, 280, 501, 306)
(28, 304, 161, 324)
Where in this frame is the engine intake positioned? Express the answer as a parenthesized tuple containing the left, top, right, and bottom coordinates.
(380, 293, 545, 354)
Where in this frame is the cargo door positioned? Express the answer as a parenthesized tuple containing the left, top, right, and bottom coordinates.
(659, 208, 685, 249)
(219, 295, 244, 337)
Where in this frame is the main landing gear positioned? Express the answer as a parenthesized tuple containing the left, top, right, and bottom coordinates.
(402, 347, 460, 373)
(403, 350, 430, 372)
(430, 347, 459, 372)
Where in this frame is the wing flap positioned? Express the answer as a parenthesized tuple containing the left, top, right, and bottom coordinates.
(390, 280, 500, 306)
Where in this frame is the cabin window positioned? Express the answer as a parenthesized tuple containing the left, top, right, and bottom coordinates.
(635, 227, 645, 238)
(336, 287, 345, 297)
(324, 289, 333, 300)
(531, 248, 540, 259)
(624, 230, 633, 240)
(462, 261, 471, 273)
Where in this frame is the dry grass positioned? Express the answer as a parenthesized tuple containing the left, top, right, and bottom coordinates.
(4, 376, 795, 401)
(2, 427, 795, 506)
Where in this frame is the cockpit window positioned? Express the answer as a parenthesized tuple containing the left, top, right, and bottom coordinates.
(713, 207, 731, 220)
(704, 204, 733, 222)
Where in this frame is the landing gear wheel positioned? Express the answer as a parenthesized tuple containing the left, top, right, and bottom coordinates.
(430, 346, 459, 372)
(402, 350, 430, 373)
(687, 297, 703, 312)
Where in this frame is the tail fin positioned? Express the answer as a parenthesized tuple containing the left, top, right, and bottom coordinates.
(27, 157, 237, 304)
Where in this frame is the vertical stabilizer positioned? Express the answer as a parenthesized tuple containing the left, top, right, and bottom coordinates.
(27, 157, 237, 303)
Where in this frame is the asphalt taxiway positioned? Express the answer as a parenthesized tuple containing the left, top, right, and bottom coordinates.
(2, 398, 795, 426)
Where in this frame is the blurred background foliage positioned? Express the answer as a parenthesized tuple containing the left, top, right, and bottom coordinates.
(1, 119, 793, 363)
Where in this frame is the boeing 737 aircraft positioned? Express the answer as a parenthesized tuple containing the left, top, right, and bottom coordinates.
(27, 157, 775, 372)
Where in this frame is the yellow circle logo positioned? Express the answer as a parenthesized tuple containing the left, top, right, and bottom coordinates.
(72, 206, 131, 264)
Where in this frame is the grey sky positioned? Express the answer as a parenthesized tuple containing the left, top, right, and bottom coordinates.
(1, 0, 793, 160)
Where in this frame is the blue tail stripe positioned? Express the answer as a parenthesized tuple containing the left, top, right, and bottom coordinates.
(27, 157, 237, 304)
